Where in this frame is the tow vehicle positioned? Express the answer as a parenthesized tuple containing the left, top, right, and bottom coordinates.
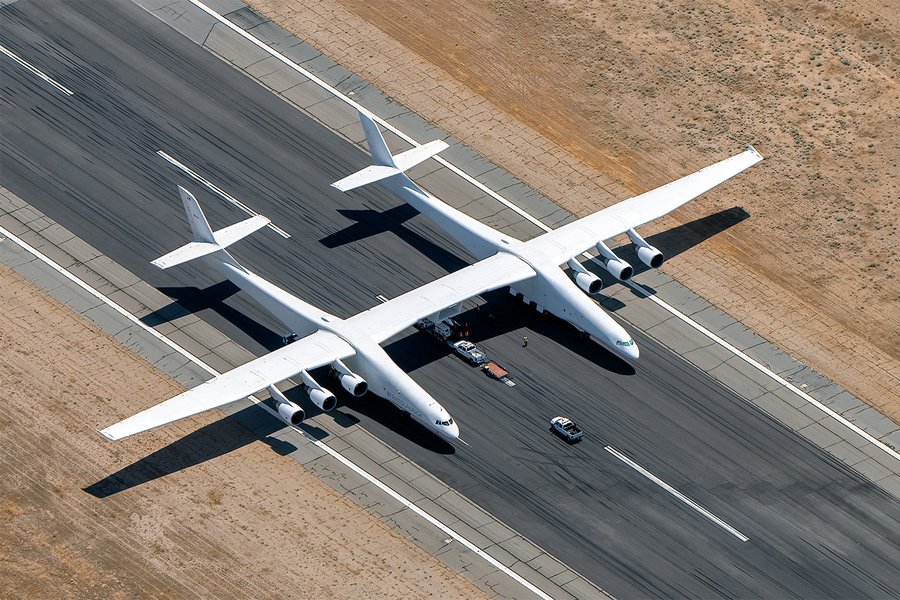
(550, 416, 584, 443)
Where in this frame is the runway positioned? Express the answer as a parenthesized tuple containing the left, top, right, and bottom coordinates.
(3, 1, 900, 597)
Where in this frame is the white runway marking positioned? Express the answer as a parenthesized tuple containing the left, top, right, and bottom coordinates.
(187, 0, 898, 464)
(0, 43, 74, 96)
(606, 446, 750, 542)
(157, 150, 291, 239)
(0, 223, 554, 600)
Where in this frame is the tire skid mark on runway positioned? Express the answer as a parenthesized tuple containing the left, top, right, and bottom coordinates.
(157, 149, 291, 238)
(186, 0, 898, 465)
(605, 446, 749, 542)
(0, 42, 75, 96)
(0, 223, 554, 600)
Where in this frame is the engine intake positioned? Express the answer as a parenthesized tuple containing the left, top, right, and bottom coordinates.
(595, 241, 633, 282)
(299, 370, 337, 412)
(332, 360, 368, 397)
(627, 228, 665, 269)
(567, 258, 604, 295)
(268, 385, 305, 426)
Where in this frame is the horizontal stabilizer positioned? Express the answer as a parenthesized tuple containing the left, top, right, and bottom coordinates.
(332, 113, 449, 192)
(152, 187, 271, 269)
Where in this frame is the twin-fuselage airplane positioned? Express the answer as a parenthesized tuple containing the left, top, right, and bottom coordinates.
(101, 111, 761, 442)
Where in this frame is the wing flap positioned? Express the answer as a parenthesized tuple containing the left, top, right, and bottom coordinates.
(349, 252, 536, 343)
(100, 330, 354, 440)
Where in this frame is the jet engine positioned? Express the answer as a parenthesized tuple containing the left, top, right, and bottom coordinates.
(299, 370, 337, 412)
(567, 258, 603, 295)
(332, 360, 368, 397)
(595, 241, 633, 282)
(267, 385, 305, 426)
(627, 228, 664, 269)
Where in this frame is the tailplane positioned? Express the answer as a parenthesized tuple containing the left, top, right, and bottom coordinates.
(331, 110, 448, 192)
(151, 186, 270, 269)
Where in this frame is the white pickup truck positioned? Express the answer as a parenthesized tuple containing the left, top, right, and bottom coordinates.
(550, 416, 584, 443)
(449, 340, 487, 365)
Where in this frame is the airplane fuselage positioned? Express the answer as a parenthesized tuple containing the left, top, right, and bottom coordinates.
(209, 256, 460, 439)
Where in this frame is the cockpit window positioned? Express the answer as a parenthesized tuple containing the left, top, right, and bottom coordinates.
(616, 339, 635, 347)
(435, 418, 454, 426)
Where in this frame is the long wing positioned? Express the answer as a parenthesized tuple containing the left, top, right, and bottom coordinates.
(530, 146, 763, 265)
(349, 252, 536, 343)
(100, 330, 354, 440)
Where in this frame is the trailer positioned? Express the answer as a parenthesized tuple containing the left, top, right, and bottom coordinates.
(482, 361, 516, 387)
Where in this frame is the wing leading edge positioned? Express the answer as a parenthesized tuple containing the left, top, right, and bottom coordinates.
(532, 146, 763, 265)
(100, 330, 354, 440)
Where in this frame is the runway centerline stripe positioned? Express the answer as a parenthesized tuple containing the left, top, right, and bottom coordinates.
(157, 150, 291, 239)
(0, 223, 555, 600)
(0, 43, 75, 96)
(187, 0, 899, 464)
(605, 446, 750, 542)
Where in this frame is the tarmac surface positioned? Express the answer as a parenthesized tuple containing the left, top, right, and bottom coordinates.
(3, 0, 900, 597)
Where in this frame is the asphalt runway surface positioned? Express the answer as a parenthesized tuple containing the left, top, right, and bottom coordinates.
(3, 1, 900, 597)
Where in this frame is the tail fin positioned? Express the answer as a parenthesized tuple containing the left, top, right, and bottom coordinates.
(332, 111, 449, 192)
(152, 186, 270, 269)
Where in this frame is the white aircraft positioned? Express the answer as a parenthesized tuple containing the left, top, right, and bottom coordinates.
(102, 118, 761, 443)
(332, 110, 763, 360)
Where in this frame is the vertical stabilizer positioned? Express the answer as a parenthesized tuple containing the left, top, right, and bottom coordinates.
(179, 186, 215, 243)
(358, 110, 396, 167)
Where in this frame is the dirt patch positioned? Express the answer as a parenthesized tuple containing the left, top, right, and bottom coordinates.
(247, 0, 900, 422)
(0, 264, 487, 599)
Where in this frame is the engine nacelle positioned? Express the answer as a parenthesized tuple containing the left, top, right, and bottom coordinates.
(332, 360, 368, 397)
(637, 245, 665, 269)
(268, 385, 305, 426)
(595, 241, 633, 281)
(627, 228, 665, 269)
(308, 388, 337, 411)
(567, 258, 603, 295)
(604, 257, 633, 282)
(575, 271, 603, 295)
(300, 370, 337, 412)
(339, 373, 368, 397)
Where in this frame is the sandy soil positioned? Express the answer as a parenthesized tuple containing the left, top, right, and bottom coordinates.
(0, 264, 487, 599)
(248, 0, 900, 422)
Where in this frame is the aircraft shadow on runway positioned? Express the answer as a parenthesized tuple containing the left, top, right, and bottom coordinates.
(385, 290, 636, 376)
(141, 281, 286, 352)
(582, 206, 750, 299)
(320, 205, 469, 273)
(84, 403, 298, 498)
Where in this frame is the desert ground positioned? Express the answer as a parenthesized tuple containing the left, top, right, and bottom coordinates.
(0, 264, 487, 599)
(248, 0, 900, 422)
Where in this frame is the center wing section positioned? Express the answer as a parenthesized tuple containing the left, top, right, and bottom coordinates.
(349, 252, 536, 343)
(100, 330, 354, 440)
(530, 146, 763, 265)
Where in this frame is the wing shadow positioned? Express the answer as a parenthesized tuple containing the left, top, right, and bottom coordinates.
(141, 281, 285, 351)
(320, 205, 469, 273)
(384, 290, 635, 376)
(84, 403, 295, 498)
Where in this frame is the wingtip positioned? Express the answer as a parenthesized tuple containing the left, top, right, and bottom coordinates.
(98, 428, 119, 441)
(746, 144, 764, 160)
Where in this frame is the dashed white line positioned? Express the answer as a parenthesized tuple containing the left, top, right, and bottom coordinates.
(157, 150, 291, 239)
(0, 223, 554, 600)
(605, 446, 750, 542)
(0, 43, 74, 96)
(186, 0, 898, 464)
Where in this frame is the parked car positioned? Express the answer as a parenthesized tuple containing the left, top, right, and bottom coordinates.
(550, 416, 584, 443)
